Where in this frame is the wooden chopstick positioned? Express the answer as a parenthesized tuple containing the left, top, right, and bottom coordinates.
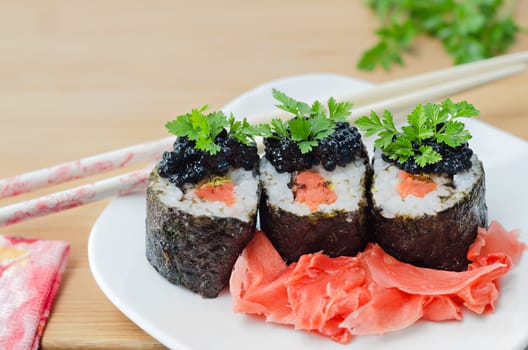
(0, 137, 173, 201)
(351, 63, 526, 119)
(0, 167, 151, 227)
(0, 52, 526, 226)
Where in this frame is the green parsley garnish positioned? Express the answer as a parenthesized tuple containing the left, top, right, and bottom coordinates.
(358, 0, 522, 71)
(260, 89, 353, 154)
(355, 99, 479, 167)
(228, 114, 261, 145)
(165, 105, 259, 155)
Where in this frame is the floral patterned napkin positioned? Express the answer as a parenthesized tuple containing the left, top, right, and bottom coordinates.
(0, 235, 69, 350)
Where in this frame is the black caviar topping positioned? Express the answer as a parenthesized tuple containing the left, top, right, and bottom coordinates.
(264, 121, 366, 173)
(382, 140, 473, 175)
(157, 132, 259, 187)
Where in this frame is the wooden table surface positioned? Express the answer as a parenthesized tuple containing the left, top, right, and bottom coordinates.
(1, 1, 527, 349)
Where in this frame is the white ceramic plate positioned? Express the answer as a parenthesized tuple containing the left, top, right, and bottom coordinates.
(88, 74, 528, 350)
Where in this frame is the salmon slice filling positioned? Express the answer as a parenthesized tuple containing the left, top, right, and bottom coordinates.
(195, 177, 235, 206)
(397, 170, 437, 198)
(291, 171, 337, 212)
(230, 222, 525, 344)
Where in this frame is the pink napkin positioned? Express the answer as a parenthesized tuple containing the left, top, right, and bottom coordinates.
(0, 235, 70, 350)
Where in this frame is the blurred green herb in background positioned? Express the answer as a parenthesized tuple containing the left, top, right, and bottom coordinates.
(358, 0, 524, 71)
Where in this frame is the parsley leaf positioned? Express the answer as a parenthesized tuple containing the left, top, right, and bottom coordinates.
(289, 117, 312, 142)
(358, 19, 415, 71)
(385, 137, 414, 163)
(356, 110, 397, 149)
(208, 111, 229, 141)
(165, 112, 195, 139)
(269, 118, 290, 138)
(415, 145, 442, 167)
(228, 114, 260, 145)
(166, 107, 260, 155)
(297, 140, 319, 154)
(272, 88, 311, 117)
(165, 105, 209, 144)
(405, 104, 435, 141)
(265, 89, 353, 154)
(437, 120, 471, 147)
(311, 112, 334, 140)
(327, 97, 352, 122)
(359, 0, 522, 71)
(355, 110, 384, 137)
(355, 98, 479, 166)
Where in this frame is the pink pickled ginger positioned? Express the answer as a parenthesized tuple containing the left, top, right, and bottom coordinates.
(230, 221, 526, 344)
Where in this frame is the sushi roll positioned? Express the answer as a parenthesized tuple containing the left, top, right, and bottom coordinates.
(356, 99, 488, 271)
(259, 89, 371, 263)
(146, 107, 260, 298)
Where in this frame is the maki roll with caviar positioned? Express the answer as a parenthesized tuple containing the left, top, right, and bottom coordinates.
(356, 99, 487, 271)
(146, 106, 260, 298)
(259, 89, 371, 263)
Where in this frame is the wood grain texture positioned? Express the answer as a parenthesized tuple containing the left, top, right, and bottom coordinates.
(0, 1, 527, 349)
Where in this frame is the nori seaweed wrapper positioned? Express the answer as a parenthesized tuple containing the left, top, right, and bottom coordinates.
(145, 171, 257, 298)
(371, 160, 488, 272)
(259, 191, 370, 264)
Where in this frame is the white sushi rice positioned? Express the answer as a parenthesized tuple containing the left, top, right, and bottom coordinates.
(260, 157, 368, 216)
(372, 149, 483, 218)
(150, 168, 259, 222)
